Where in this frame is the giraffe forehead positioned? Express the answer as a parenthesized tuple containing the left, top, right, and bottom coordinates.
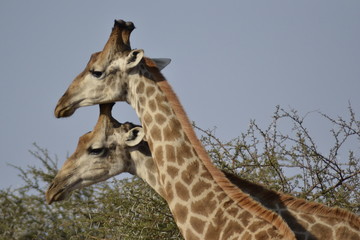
(87, 52, 102, 66)
(77, 132, 94, 148)
(108, 56, 127, 71)
(107, 134, 120, 145)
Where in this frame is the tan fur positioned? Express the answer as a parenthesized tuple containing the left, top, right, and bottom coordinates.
(144, 57, 296, 239)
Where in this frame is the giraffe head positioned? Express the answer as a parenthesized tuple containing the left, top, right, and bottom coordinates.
(46, 103, 148, 204)
(54, 19, 170, 118)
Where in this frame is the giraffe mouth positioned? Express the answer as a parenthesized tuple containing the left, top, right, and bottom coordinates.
(46, 179, 81, 204)
(54, 99, 84, 118)
(55, 97, 111, 118)
(55, 107, 76, 118)
(47, 187, 69, 204)
(46, 169, 111, 204)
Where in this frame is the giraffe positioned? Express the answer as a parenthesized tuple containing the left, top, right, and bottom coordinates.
(53, 20, 295, 240)
(47, 103, 360, 240)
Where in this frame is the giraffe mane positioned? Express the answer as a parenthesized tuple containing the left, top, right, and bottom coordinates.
(224, 171, 360, 227)
(143, 57, 296, 239)
(281, 195, 360, 226)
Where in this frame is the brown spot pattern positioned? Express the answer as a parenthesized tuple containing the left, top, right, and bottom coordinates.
(217, 192, 228, 203)
(139, 96, 145, 106)
(175, 142, 193, 166)
(181, 162, 199, 185)
(150, 125, 162, 141)
(267, 227, 280, 239)
(143, 112, 153, 126)
(223, 199, 233, 209)
(154, 146, 164, 166)
(178, 142, 193, 159)
(175, 182, 190, 201)
(204, 223, 221, 240)
(185, 229, 200, 240)
(165, 144, 176, 162)
(191, 179, 211, 197)
(200, 169, 213, 181)
(163, 117, 182, 141)
(248, 220, 267, 233)
(300, 213, 316, 224)
(136, 81, 145, 94)
(148, 99, 157, 112)
(222, 220, 243, 240)
(165, 181, 174, 201)
(311, 223, 333, 239)
(155, 113, 167, 125)
(241, 231, 252, 240)
(146, 86, 156, 97)
(173, 203, 188, 224)
(191, 192, 216, 217)
(336, 226, 360, 240)
(213, 208, 226, 227)
(239, 211, 252, 227)
(254, 230, 268, 239)
(167, 166, 179, 179)
(190, 217, 206, 234)
(318, 215, 338, 225)
(156, 95, 172, 115)
(227, 207, 240, 218)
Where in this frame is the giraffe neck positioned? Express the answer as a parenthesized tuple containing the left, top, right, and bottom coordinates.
(130, 145, 163, 196)
(124, 59, 296, 240)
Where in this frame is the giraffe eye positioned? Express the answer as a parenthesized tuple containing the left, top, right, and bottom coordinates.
(88, 147, 108, 156)
(90, 70, 104, 78)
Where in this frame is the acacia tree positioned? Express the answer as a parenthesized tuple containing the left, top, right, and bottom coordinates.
(199, 104, 360, 212)
(0, 105, 359, 239)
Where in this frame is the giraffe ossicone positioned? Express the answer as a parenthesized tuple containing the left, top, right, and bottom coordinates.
(47, 103, 360, 240)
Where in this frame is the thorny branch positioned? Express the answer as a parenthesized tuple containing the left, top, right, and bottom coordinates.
(196, 104, 359, 211)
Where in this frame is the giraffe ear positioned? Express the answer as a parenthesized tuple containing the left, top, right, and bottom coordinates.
(126, 49, 144, 69)
(125, 127, 145, 147)
(151, 58, 171, 70)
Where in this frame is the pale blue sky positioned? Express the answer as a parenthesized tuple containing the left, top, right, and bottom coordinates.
(0, 1, 359, 189)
